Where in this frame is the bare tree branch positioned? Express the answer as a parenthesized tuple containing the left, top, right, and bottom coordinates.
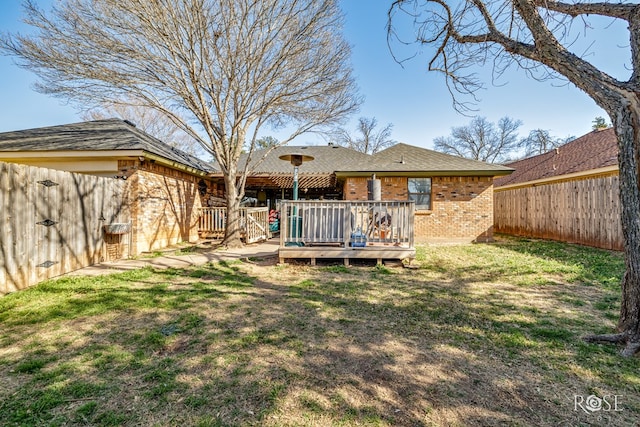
(1, 0, 361, 247)
(334, 117, 397, 154)
(390, 0, 640, 355)
(434, 116, 522, 162)
(388, 0, 632, 112)
(520, 128, 572, 157)
(532, 0, 636, 19)
(83, 101, 207, 158)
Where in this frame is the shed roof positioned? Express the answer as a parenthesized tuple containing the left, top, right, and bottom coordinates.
(494, 128, 618, 188)
(0, 119, 215, 173)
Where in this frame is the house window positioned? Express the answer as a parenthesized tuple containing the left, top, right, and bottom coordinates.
(408, 178, 432, 210)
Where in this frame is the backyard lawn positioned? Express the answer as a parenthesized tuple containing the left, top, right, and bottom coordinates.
(0, 236, 637, 426)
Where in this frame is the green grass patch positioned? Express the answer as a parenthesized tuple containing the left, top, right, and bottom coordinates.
(0, 238, 635, 426)
(15, 357, 49, 374)
(75, 400, 98, 419)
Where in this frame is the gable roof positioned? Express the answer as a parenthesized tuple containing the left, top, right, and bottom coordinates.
(494, 128, 618, 188)
(360, 143, 514, 176)
(236, 142, 513, 178)
(0, 119, 514, 181)
(0, 119, 215, 173)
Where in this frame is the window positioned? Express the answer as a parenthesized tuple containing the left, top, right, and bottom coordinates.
(408, 178, 432, 210)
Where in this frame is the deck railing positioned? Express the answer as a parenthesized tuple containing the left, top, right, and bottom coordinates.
(198, 207, 270, 243)
(279, 200, 415, 248)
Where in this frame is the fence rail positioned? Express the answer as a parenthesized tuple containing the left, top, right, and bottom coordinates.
(198, 207, 270, 243)
(279, 200, 415, 248)
(1, 162, 128, 294)
(494, 175, 622, 250)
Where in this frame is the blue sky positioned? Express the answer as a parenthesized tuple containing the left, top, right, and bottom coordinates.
(0, 1, 628, 150)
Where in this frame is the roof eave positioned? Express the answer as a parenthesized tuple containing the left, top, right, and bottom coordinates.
(0, 149, 213, 177)
(494, 165, 619, 191)
(142, 151, 211, 177)
(335, 169, 514, 178)
(0, 149, 145, 159)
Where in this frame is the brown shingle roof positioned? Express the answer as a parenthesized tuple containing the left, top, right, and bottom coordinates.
(238, 142, 513, 177)
(494, 128, 618, 187)
(0, 119, 215, 173)
(241, 144, 372, 174)
(363, 143, 513, 175)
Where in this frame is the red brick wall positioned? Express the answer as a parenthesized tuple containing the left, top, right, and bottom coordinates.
(344, 176, 494, 243)
(104, 233, 127, 262)
(344, 176, 408, 200)
(123, 160, 206, 254)
(418, 176, 494, 243)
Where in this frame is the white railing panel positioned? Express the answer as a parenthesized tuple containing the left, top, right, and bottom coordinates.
(279, 200, 415, 248)
(197, 207, 269, 243)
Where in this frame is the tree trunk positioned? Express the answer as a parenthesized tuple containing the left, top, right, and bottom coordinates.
(222, 167, 244, 249)
(587, 95, 640, 357)
(614, 99, 640, 351)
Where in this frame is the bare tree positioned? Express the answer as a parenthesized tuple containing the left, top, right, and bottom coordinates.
(520, 129, 570, 157)
(389, 0, 640, 356)
(83, 102, 205, 158)
(1, 0, 360, 248)
(334, 117, 396, 154)
(434, 116, 522, 163)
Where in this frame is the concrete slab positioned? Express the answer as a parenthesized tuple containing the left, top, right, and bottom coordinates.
(64, 239, 279, 277)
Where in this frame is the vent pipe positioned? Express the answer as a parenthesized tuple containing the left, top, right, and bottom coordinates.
(367, 174, 381, 201)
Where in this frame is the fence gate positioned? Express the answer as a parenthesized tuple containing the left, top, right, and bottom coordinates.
(244, 207, 269, 244)
(36, 176, 60, 280)
(198, 207, 270, 243)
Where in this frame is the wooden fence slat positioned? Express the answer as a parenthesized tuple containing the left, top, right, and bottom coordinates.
(494, 175, 622, 251)
(1, 162, 127, 294)
(197, 207, 269, 243)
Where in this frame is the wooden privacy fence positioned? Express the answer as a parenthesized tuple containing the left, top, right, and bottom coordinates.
(198, 207, 270, 244)
(1, 162, 128, 294)
(494, 174, 622, 250)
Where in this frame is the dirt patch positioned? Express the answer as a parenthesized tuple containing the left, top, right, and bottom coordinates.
(0, 241, 635, 426)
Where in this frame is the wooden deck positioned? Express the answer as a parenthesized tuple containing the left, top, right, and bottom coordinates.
(279, 245, 415, 266)
(278, 200, 416, 265)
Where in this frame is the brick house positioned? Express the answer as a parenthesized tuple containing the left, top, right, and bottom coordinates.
(0, 119, 513, 256)
(229, 143, 513, 244)
(0, 119, 220, 257)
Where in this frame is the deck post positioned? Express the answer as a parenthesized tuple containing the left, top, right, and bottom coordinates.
(343, 201, 352, 248)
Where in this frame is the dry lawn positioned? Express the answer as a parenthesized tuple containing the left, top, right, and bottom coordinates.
(0, 236, 637, 426)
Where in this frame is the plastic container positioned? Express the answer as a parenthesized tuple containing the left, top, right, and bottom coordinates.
(349, 227, 367, 247)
